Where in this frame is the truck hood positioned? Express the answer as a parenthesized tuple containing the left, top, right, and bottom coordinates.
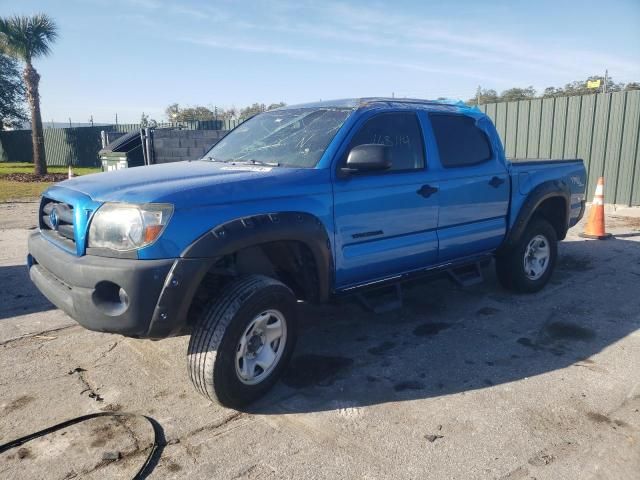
(55, 161, 330, 206)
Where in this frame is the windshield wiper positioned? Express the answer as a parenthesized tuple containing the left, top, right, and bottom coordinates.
(206, 156, 247, 164)
(250, 159, 280, 167)
(208, 157, 281, 167)
(235, 159, 280, 167)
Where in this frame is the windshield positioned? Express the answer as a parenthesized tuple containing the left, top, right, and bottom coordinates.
(203, 107, 353, 168)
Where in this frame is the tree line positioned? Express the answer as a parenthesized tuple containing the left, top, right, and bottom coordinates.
(139, 102, 288, 127)
(157, 74, 640, 124)
(160, 102, 286, 123)
(468, 75, 640, 105)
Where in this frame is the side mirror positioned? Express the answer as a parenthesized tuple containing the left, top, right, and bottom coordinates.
(341, 144, 391, 175)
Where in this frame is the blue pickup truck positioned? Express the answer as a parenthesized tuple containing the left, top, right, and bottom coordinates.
(28, 98, 586, 407)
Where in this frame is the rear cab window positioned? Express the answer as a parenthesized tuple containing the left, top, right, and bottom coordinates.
(428, 114, 492, 168)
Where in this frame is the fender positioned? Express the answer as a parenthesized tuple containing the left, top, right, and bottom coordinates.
(501, 179, 571, 250)
(182, 212, 334, 302)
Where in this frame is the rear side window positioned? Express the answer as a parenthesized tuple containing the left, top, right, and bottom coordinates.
(349, 112, 425, 171)
(429, 114, 492, 167)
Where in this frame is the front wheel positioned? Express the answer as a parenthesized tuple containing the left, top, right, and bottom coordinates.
(187, 275, 297, 408)
(496, 217, 558, 293)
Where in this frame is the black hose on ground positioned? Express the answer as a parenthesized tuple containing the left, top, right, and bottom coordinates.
(0, 412, 165, 480)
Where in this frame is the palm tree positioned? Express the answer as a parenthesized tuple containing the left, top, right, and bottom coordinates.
(0, 14, 58, 175)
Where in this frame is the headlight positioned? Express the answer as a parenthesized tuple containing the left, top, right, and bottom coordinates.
(88, 203, 173, 251)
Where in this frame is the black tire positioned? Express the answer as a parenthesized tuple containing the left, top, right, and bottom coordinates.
(187, 275, 297, 408)
(496, 217, 558, 293)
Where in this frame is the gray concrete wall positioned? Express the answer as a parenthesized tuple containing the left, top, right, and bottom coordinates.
(152, 129, 228, 164)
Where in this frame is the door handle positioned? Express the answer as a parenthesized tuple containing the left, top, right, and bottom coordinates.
(489, 176, 505, 188)
(417, 184, 438, 198)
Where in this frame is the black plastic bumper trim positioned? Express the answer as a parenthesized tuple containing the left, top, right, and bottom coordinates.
(28, 232, 175, 337)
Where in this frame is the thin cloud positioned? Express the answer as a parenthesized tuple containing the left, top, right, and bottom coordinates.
(261, 0, 640, 81)
(116, 0, 640, 86)
(116, 0, 210, 20)
(181, 36, 509, 84)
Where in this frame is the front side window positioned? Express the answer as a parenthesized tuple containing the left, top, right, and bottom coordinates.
(204, 107, 353, 168)
(429, 114, 492, 167)
(348, 112, 425, 171)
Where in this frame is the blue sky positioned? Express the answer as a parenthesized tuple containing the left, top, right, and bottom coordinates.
(1, 0, 639, 123)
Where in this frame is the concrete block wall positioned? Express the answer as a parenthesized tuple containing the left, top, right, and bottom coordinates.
(153, 129, 228, 164)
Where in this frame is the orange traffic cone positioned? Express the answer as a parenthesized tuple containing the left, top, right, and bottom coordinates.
(579, 177, 612, 239)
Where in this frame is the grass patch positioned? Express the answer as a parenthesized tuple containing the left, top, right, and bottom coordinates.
(0, 162, 102, 202)
(0, 162, 101, 176)
(0, 180, 52, 202)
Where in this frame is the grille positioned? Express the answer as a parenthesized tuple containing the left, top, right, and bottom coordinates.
(41, 198, 76, 249)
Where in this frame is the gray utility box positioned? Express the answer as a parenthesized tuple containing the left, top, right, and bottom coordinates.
(100, 151, 129, 171)
(98, 131, 145, 170)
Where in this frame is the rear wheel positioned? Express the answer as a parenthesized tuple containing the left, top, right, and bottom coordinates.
(187, 275, 297, 408)
(496, 217, 557, 293)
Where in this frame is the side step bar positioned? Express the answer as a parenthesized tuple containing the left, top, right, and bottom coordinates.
(447, 261, 484, 287)
(354, 261, 486, 313)
(356, 284, 403, 314)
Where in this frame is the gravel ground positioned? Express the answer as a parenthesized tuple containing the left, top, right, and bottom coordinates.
(0, 201, 638, 479)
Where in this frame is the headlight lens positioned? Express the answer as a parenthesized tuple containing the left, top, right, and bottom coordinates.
(88, 203, 173, 251)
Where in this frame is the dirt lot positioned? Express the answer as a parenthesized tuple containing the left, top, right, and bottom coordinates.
(0, 201, 639, 479)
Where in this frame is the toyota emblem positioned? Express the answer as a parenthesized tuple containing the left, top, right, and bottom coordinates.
(49, 207, 59, 230)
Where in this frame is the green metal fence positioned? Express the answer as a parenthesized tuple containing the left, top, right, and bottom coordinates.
(0, 126, 112, 167)
(44, 126, 106, 167)
(479, 90, 640, 206)
(0, 126, 104, 166)
(0, 129, 31, 163)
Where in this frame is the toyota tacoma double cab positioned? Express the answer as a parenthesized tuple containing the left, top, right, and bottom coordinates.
(27, 98, 586, 407)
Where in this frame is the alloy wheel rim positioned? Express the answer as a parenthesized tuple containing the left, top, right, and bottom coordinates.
(523, 234, 550, 281)
(235, 309, 287, 385)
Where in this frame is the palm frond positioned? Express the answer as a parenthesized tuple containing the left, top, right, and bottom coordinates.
(0, 13, 58, 62)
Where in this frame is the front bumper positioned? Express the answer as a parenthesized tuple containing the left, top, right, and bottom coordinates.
(28, 232, 212, 338)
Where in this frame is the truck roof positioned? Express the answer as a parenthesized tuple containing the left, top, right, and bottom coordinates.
(280, 97, 478, 114)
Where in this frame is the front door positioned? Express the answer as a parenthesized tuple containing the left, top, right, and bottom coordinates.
(333, 111, 439, 288)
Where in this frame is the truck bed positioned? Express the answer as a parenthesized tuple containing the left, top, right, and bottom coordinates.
(507, 158, 587, 231)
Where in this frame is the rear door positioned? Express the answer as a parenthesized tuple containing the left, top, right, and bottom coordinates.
(426, 113, 509, 261)
(333, 111, 439, 288)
